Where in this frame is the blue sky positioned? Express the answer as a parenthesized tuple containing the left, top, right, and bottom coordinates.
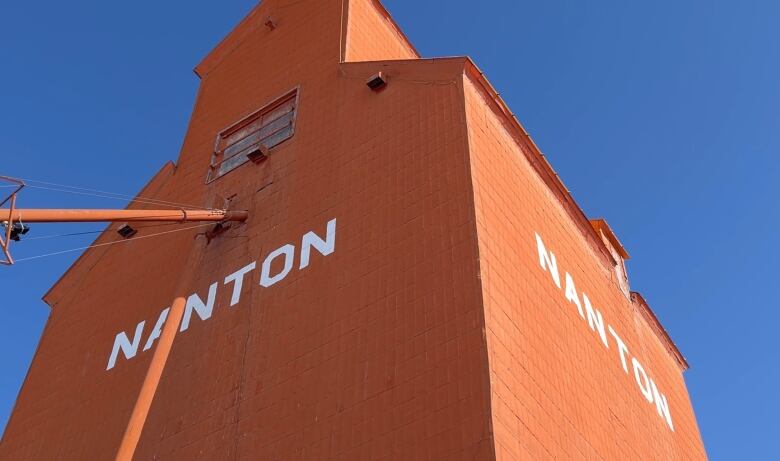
(1, 1, 777, 458)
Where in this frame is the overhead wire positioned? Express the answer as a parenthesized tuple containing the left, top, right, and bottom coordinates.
(21, 184, 215, 211)
(22, 230, 105, 241)
(17, 177, 217, 210)
(12, 222, 216, 263)
(18, 177, 187, 205)
(2, 176, 229, 262)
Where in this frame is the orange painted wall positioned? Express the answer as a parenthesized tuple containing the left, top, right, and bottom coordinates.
(463, 74, 706, 459)
(2, 1, 493, 459)
(0, 1, 705, 460)
(344, 0, 418, 62)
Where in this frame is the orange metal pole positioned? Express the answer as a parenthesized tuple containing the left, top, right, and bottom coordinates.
(114, 295, 187, 461)
(0, 208, 248, 223)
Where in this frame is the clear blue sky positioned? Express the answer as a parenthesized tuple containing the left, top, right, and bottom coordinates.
(1, 1, 777, 458)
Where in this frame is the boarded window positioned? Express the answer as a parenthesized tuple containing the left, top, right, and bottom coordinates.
(207, 89, 298, 182)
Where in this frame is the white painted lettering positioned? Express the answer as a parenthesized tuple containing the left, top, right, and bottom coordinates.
(299, 218, 336, 269)
(101, 219, 341, 378)
(224, 262, 256, 307)
(564, 272, 585, 318)
(260, 244, 295, 287)
(143, 308, 169, 351)
(632, 357, 654, 403)
(106, 321, 145, 370)
(534, 230, 676, 431)
(608, 325, 630, 373)
(582, 294, 608, 348)
(535, 232, 561, 289)
(650, 379, 675, 431)
(180, 282, 218, 332)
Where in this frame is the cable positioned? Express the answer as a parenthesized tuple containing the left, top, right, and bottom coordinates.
(22, 230, 105, 241)
(13, 222, 215, 263)
(19, 177, 190, 206)
(17, 177, 216, 210)
(22, 184, 214, 211)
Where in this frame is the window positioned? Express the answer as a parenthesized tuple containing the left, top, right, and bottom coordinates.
(207, 89, 298, 182)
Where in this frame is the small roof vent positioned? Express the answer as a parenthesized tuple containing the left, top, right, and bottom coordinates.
(366, 72, 387, 91)
(117, 224, 137, 239)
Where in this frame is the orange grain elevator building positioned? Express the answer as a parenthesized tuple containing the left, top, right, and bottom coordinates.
(0, 0, 707, 459)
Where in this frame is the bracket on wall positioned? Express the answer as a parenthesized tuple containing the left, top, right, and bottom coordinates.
(0, 176, 26, 265)
(200, 222, 231, 245)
